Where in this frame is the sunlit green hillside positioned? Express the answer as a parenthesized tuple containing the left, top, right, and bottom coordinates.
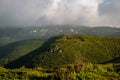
(5, 35, 120, 68)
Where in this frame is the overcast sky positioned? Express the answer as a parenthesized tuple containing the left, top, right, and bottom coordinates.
(0, 0, 120, 27)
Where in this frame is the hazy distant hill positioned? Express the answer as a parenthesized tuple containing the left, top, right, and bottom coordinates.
(80, 27, 120, 36)
(0, 39, 43, 66)
(0, 25, 120, 46)
(5, 34, 120, 68)
(0, 35, 16, 47)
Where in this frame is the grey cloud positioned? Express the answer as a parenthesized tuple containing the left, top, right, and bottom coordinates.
(98, 0, 120, 26)
(0, 0, 120, 27)
(0, 0, 53, 26)
(37, 0, 100, 25)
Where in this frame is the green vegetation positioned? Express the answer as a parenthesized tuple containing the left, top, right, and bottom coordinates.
(0, 67, 52, 80)
(0, 26, 120, 79)
(0, 63, 120, 80)
(0, 34, 119, 79)
(5, 34, 120, 68)
(0, 39, 43, 66)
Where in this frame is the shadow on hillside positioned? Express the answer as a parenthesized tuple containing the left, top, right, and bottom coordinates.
(102, 57, 120, 64)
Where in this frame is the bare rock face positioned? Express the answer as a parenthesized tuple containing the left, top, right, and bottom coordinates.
(50, 45, 63, 53)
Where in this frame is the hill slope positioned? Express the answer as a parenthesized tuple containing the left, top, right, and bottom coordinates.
(0, 39, 43, 66)
(5, 35, 120, 68)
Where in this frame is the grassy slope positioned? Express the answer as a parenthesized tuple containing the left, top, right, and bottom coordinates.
(5, 34, 120, 68)
(0, 39, 43, 66)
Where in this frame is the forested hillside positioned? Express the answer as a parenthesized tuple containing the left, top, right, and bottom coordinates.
(5, 35, 120, 68)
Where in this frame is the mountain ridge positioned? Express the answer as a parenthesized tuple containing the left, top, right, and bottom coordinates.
(5, 34, 120, 69)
